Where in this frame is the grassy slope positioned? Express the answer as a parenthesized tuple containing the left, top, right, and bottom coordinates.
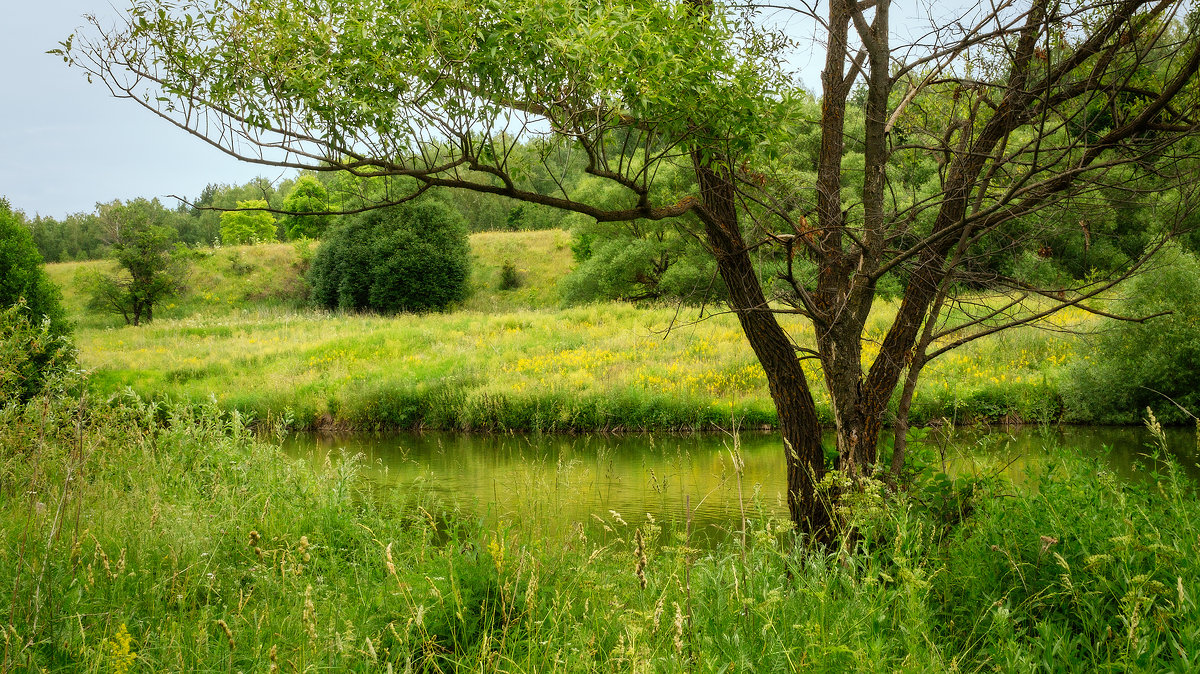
(45, 230, 1090, 430)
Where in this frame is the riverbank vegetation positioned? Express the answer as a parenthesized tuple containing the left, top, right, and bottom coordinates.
(4, 381, 1200, 672)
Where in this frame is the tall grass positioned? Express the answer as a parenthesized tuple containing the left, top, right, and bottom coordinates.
(4, 386, 1199, 671)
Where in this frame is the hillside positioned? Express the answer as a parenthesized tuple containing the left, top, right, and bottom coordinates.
(43, 228, 1094, 430)
(44, 229, 574, 328)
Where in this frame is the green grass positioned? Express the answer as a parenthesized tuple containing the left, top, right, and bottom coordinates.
(45, 230, 1092, 430)
(5, 388, 1200, 672)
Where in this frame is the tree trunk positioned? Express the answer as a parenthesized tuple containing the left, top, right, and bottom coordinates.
(692, 159, 833, 541)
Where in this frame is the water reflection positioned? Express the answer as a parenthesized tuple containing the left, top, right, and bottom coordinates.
(284, 426, 1199, 545)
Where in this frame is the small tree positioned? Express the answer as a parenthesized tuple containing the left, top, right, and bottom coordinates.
(220, 200, 277, 244)
(281, 175, 332, 239)
(1, 301, 77, 403)
(308, 201, 471, 313)
(83, 199, 187, 326)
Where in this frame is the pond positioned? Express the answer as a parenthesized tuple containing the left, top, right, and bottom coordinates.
(284, 425, 1200, 545)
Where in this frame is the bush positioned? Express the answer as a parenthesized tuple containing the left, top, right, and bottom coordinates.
(0, 199, 72, 400)
(498, 260, 522, 290)
(308, 201, 471, 313)
(1, 301, 76, 403)
(1064, 244, 1200, 423)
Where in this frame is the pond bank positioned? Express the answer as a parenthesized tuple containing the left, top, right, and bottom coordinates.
(6, 391, 1200, 672)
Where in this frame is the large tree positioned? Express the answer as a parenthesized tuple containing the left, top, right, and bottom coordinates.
(63, 0, 1200, 541)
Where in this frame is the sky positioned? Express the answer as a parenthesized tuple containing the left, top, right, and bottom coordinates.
(2, 1, 289, 219)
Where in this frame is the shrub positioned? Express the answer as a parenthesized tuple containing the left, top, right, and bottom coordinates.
(308, 201, 471, 313)
(1064, 244, 1200, 423)
(498, 260, 522, 290)
(1, 301, 76, 403)
(0, 199, 72, 400)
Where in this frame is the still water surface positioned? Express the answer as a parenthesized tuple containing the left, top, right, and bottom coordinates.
(284, 426, 1199, 544)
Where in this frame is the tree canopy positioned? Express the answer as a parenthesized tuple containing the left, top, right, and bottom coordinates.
(64, 0, 1200, 539)
(281, 175, 333, 239)
(220, 200, 277, 245)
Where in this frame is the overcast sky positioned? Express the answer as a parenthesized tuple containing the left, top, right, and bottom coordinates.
(2, 1, 288, 219)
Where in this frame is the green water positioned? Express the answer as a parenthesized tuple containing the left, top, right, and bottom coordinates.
(284, 426, 1200, 544)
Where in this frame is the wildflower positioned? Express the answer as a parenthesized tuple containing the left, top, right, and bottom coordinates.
(1039, 535, 1059, 555)
(105, 624, 136, 674)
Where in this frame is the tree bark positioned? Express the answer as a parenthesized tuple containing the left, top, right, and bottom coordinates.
(692, 158, 833, 541)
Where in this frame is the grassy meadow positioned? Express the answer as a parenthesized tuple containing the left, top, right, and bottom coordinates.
(43, 229, 1091, 431)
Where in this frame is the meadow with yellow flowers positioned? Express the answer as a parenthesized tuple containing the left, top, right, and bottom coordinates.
(43, 230, 1087, 431)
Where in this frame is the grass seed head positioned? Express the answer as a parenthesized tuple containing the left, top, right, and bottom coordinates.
(634, 528, 648, 590)
(385, 542, 398, 578)
(303, 585, 317, 642)
(215, 619, 235, 650)
(672, 603, 685, 655)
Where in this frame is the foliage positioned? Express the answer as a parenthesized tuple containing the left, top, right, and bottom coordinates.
(17, 178, 294, 261)
(220, 199, 277, 244)
(1064, 245, 1200, 423)
(281, 175, 332, 240)
(560, 163, 733, 304)
(62, 0, 1200, 540)
(0, 301, 77, 403)
(308, 201, 471, 314)
(0, 198, 69, 333)
(81, 199, 188, 326)
(23, 210, 110, 262)
(931, 430, 1200, 669)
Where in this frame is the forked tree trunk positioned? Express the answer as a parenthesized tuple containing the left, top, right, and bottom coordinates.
(693, 160, 834, 541)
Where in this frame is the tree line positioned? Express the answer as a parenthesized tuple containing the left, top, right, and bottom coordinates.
(16, 141, 588, 264)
